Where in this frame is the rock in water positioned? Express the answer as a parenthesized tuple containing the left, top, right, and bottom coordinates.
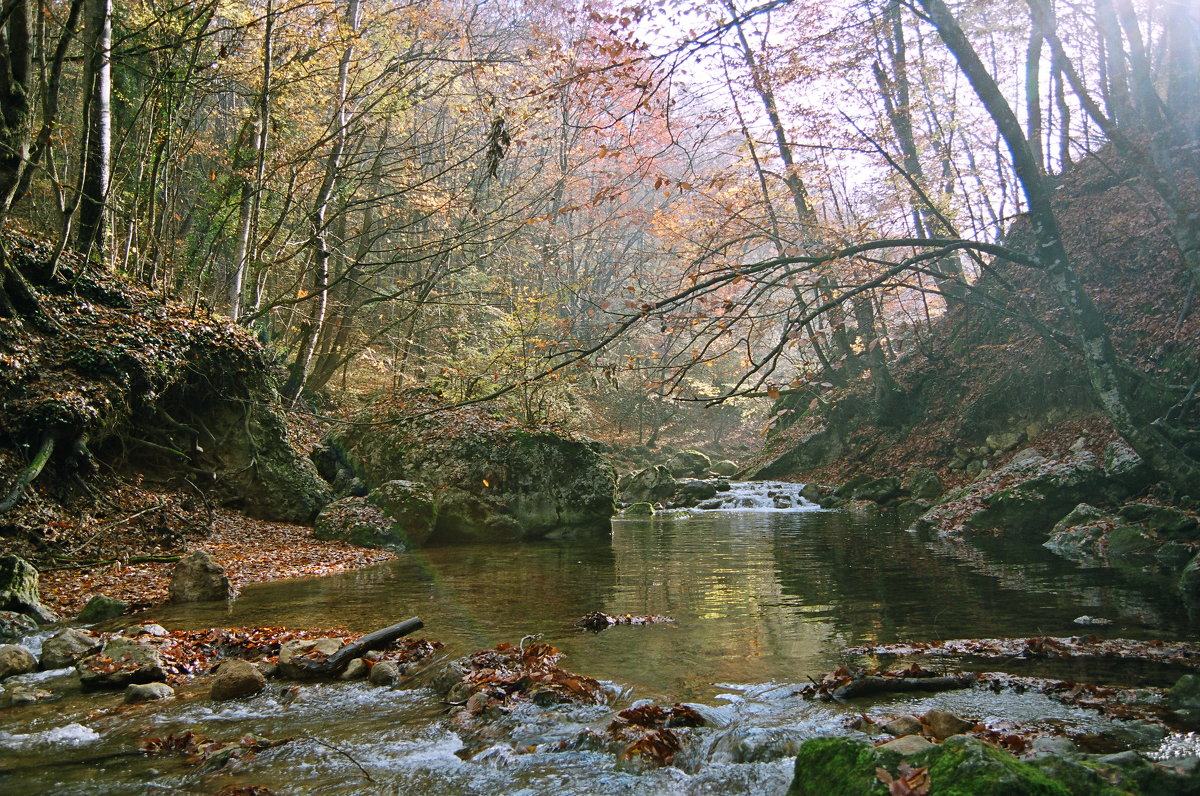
(169, 551, 234, 602)
(0, 645, 37, 680)
(77, 639, 166, 690)
(0, 555, 57, 623)
(40, 628, 102, 670)
(278, 638, 344, 680)
(0, 610, 38, 643)
(665, 450, 712, 478)
(76, 594, 128, 623)
(124, 682, 175, 704)
(210, 659, 267, 700)
(924, 709, 974, 740)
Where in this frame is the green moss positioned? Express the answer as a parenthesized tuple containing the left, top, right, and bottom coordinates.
(786, 737, 887, 796)
(911, 736, 1070, 795)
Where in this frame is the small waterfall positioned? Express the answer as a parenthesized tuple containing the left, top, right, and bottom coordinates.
(693, 481, 821, 512)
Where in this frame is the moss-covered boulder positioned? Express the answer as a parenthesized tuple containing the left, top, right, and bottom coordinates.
(332, 402, 615, 544)
(76, 594, 128, 623)
(369, 480, 437, 546)
(965, 455, 1109, 536)
(852, 476, 903, 505)
(623, 502, 655, 516)
(786, 737, 887, 796)
(619, 465, 678, 504)
(0, 556, 56, 623)
(315, 481, 436, 549)
(911, 735, 1070, 795)
(710, 460, 739, 477)
(907, 468, 945, 501)
(665, 449, 712, 478)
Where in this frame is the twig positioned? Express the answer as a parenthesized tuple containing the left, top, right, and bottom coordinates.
(304, 736, 378, 784)
(42, 554, 181, 572)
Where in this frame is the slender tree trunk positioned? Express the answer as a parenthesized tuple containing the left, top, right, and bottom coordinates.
(77, 0, 111, 264)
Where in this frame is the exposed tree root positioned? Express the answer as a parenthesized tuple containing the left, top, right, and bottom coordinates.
(0, 433, 55, 514)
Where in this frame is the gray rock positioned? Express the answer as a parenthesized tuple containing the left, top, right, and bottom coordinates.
(367, 480, 438, 546)
(122, 623, 169, 638)
(316, 497, 404, 550)
(1008, 448, 1046, 468)
(673, 478, 718, 506)
(0, 644, 37, 679)
(878, 734, 934, 755)
(906, 468, 945, 501)
(985, 431, 1024, 453)
(368, 660, 401, 686)
(883, 715, 923, 736)
(1169, 674, 1200, 728)
(923, 708, 974, 739)
(0, 610, 38, 643)
(0, 555, 57, 623)
(40, 628, 102, 670)
(124, 682, 175, 704)
(2, 684, 49, 707)
(834, 474, 873, 498)
(169, 551, 234, 603)
(623, 502, 654, 516)
(710, 461, 738, 477)
(851, 476, 902, 505)
(1104, 440, 1152, 494)
(1051, 503, 1111, 535)
(210, 659, 266, 700)
(964, 453, 1108, 536)
(339, 658, 369, 681)
(799, 483, 822, 503)
(77, 639, 166, 690)
(620, 466, 678, 505)
(77, 595, 128, 623)
(1028, 735, 1077, 758)
(278, 637, 344, 680)
(665, 450, 712, 478)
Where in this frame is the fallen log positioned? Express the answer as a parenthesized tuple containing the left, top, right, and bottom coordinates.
(297, 617, 425, 678)
(832, 671, 977, 701)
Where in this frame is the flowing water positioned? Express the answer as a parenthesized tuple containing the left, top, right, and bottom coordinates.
(2, 482, 1196, 794)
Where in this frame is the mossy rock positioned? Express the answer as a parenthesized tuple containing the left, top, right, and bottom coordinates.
(623, 502, 655, 516)
(852, 476, 902, 504)
(786, 737, 887, 796)
(76, 595, 128, 624)
(315, 497, 410, 550)
(1106, 525, 1158, 567)
(665, 449, 712, 478)
(1168, 674, 1200, 729)
(710, 460, 739, 477)
(367, 480, 436, 546)
(834, 474, 873, 499)
(907, 468, 945, 501)
(910, 735, 1070, 795)
(965, 459, 1108, 536)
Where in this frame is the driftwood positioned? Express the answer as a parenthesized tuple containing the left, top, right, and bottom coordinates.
(298, 617, 424, 678)
(832, 671, 977, 701)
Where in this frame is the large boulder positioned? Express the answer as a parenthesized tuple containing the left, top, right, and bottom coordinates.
(852, 476, 903, 505)
(1169, 674, 1200, 728)
(315, 480, 438, 550)
(0, 555, 57, 623)
(0, 645, 37, 680)
(77, 594, 128, 623)
(0, 610, 38, 644)
(210, 659, 267, 700)
(278, 638, 345, 680)
(40, 628, 102, 670)
(665, 450, 712, 478)
(367, 480, 437, 545)
(331, 406, 615, 544)
(77, 638, 166, 690)
(169, 551, 234, 603)
(619, 466, 678, 505)
(710, 460, 739, 477)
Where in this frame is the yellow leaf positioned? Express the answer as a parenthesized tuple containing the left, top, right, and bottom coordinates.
(482, 478, 490, 487)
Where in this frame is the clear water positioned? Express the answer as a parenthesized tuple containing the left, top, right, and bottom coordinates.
(1, 485, 1194, 794)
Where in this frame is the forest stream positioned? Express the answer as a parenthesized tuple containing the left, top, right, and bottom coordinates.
(2, 483, 1197, 794)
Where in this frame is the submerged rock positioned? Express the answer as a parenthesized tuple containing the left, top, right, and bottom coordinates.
(169, 551, 234, 603)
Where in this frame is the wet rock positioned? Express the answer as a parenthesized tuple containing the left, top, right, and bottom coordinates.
(277, 637, 344, 680)
(965, 453, 1108, 536)
(0, 644, 37, 679)
(1072, 615, 1111, 626)
(834, 474, 873, 498)
(0, 610, 38, 643)
(169, 550, 234, 603)
(906, 468, 945, 501)
(911, 735, 1068, 794)
(77, 594, 128, 623)
(78, 638, 166, 690)
(883, 715, 923, 736)
(1051, 503, 1110, 535)
(1104, 440, 1153, 495)
(710, 460, 738, 477)
(923, 709, 974, 740)
(210, 659, 267, 700)
(878, 734, 934, 755)
(1118, 505, 1199, 540)
(339, 658, 368, 681)
(0, 555, 57, 623)
(1043, 523, 1106, 563)
(366, 480, 437, 546)
(1105, 525, 1158, 567)
(1156, 541, 1195, 572)
(896, 499, 931, 525)
(620, 466, 678, 505)
(799, 483, 823, 503)
(1179, 554, 1200, 603)
(787, 737, 887, 795)
(623, 502, 654, 516)
(1027, 736, 1077, 758)
(40, 628, 102, 670)
(124, 682, 175, 704)
(1168, 674, 1200, 728)
(122, 623, 169, 638)
(2, 684, 50, 707)
(368, 660, 401, 686)
(673, 478, 718, 506)
(316, 496, 405, 550)
(666, 450, 712, 478)
(852, 476, 902, 505)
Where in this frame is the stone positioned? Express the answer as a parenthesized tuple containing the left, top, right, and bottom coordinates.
(911, 735, 1069, 794)
(1180, 554, 1200, 603)
(710, 460, 738, 477)
(851, 476, 902, 505)
(799, 483, 822, 503)
(1168, 674, 1200, 728)
(1050, 503, 1110, 536)
(366, 480, 438, 546)
(1156, 541, 1194, 572)
(883, 715, 923, 736)
(1105, 525, 1158, 567)
(665, 450, 712, 478)
(985, 431, 1024, 453)
(278, 637, 345, 680)
(0, 555, 57, 623)
(169, 551, 234, 603)
(834, 474, 873, 498)
(0, 610, 38, 643)
(316, 496, 406, 550)
(786, 737, 887, 796)
(965, 454, 1108, 536)
(210, 659, 267, 700)
(923, 709, 974, 740)
(896, 499, 931, 525)
(673, 478, 718, 506)
(124, 682, 175, 704)
(906, 468, 945, 501)
(77, 595, 128, 623)
(623, 502, 655, 516)
(77, 638, 166, 690)
(1130, 506, 1198, 540)
(878, 734, 934, 755)
(1008, 448, 1046, 467)
(1043, 523, 1106, 563)
(620, 466, 679, 505)
(1103, 440, 1153, 495)
(2, 684, 50, 707)
(122, 623, 169, 638)
(368, 660, 401, 686)
(40, 628, 102, 670)
(0, 644, 37, 679)
(339, 658, 368, 681)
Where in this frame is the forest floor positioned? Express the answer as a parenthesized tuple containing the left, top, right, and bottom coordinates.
(37, 509, 393, 617)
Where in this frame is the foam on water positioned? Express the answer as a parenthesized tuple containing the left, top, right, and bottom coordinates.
(692, 481, 822, 512)
(0, 722, 100, 750)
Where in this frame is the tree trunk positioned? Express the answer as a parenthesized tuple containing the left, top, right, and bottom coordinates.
(77, 0, 112, 263)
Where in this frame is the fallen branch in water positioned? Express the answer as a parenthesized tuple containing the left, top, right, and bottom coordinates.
(294, 617, 425, 678)
(802, 664, 976, 701)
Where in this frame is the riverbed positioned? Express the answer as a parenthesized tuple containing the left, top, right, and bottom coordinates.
(1, 482, 1195, 793)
